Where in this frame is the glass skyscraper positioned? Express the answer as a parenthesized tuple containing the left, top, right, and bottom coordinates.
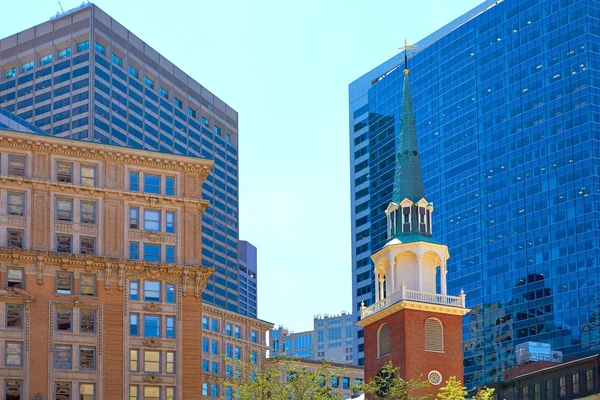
(350, 0, 600, 388)
(0, 3, 241, 312)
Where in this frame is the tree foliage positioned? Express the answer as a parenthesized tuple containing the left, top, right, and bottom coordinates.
(219, 356, 354, 400)
(359, 361, 430, 400)
(473, 387, 495, 400)
(436, 376, 468, 400)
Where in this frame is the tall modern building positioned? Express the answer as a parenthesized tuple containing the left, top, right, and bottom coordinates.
(238, 240, 258, 318)
(350, 0, 600, 389)
(0, 2, 241, 312)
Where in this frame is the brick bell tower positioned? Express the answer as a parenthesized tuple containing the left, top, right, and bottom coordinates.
(357, 49, 469, 397)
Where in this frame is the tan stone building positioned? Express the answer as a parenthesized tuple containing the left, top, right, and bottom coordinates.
(0, 127, 214, 399)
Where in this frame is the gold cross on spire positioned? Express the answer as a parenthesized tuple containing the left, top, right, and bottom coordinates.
(399, 39, 417, 74)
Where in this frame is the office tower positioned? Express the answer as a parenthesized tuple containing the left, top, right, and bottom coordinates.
(0, 127, 212, 398)
(350, 0, 600, 389)
(238, 240, 258, 317)
(269, 326, 314, 360)
(0, 2, 240, 312)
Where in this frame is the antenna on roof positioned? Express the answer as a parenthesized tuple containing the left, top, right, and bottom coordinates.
(58, 1, 64, 12)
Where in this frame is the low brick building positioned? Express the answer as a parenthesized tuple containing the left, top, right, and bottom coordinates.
(0, 127, 214, 399)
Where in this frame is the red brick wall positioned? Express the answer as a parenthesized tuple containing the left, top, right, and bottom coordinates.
(363, 308, 464, 398)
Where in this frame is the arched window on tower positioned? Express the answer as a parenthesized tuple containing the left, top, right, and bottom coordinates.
(378, 323, 391, 357)
(402, 207, 411, 232)
(424, 318, 444, 352)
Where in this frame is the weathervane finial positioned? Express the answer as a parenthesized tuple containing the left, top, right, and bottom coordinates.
(400, 39, 416, 74)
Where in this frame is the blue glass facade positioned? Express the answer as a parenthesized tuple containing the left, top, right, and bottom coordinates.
(350, 0, 600, 388)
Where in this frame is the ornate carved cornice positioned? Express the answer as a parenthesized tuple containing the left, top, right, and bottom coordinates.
(141, 338, 162, 348)
(0, 286, 34, 309)
(142, 374, 162, 383)
(142, 302, 162, 312)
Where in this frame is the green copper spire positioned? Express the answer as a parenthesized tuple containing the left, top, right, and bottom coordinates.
(391, 68, 425, 204)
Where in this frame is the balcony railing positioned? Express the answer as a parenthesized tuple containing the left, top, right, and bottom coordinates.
(360, 284, 465, 319)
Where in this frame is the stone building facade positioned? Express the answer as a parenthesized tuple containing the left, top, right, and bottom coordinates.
(0, 127, 213, 399)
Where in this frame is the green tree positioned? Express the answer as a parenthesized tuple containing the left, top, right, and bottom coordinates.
(358, 361, 430, 400)
(436, 376, 467, 400)
(473, 387, 495, 400)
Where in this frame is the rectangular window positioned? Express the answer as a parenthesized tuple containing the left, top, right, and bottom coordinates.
(40, 54, 52, 66)
(211, 319, 218, 332)
(5, 67, 16, 79)
(56, 271, 73, 294)
(214, 125, 221, 135)
(7, 192, 24, 216)
(174, 97, 182, 108)
(54, 344, 71, 369)
(129, 207, 139, 229)
(56, 198, 73, 221)
(144, 387, 160, 400)
(21, 61, 34, 73)
(166, 387, 175, 400)
(226, 324, 232, 336)
(547, 381, 554, 399)
(80, 237, 96, 256)
(166, 283, 175, 304)
(7, 267, 23, 289)
(202, 317, 209, 329)
(534, 383, 541, 400)
(130, 242, 139, 260)
(165, 246, 175, 263)
(165, 176, 175, 196)
(58, 47, 71, 59)
(226, 344, 232, 358)
(129, 385, 138, 400)
(573, 374, 580, 394)
(211, 384, 218, 398)
(144, 76, 154, 89)
(144, 281, 161, 302)
(251, 330, 257, 343)
(234, 326, 241, 339)
(560, 376, 567, 397)
(202, 117, 209, 127)
(160, 87, 169, 99)
(234, 346, 241, 360)
(166, 316, 175, 338)
(202, 383, 208, 396)
(143, 174, 161, 194)
(212, 361, 219, 374)
(56, 234, 72, 253)
(57, 162, 73, 182)
(226, 133, 231, 142)
(5, 342, 22, 366)
(76, 40, 89, 52)
(56, 308, 72, 331)
(5, 380, 21, 400)
(130, 281, 139, 300)
(130, 313, 139, 336)
(143, 315, 161, 337)
(6, 304, 22, 328)
(166, 350, 175, 374)
(202, 338, 209, 352)
(130, 349, 139, 371)
(211, 340, 218, 355)
(80, 165, 96, 186)
(129, 171, 139, 191)
(587, 369, 594, 391)
(80, 309, 95, 333)
(143, 244, 160, 262)
(7, 229, 23, 248)
(79, 383, 95, 400)
(79, 346, 96, 370)
(8, 156, 25, 176)
(144, 209, 160, 231)
(94, 42, 106, 55)
(129, 66, 139, 78)
(188, 107, 196, 118)
(55, 382, 72, 400)
(166, 211, 175, 233)
(144, 350, 160, 372)
(80, 201, 96, 224)
(80, 274, 96, 295)
(112, 53, 123, 67)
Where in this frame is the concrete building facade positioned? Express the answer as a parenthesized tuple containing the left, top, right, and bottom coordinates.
(0, 127, 213, 399)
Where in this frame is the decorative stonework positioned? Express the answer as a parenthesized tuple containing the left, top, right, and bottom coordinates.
(428, 370, 442, 385)
(143, 374, 162, 383)
(128, 230, 177, 244)
(142, 338, 162, 348)
(32, 393, 47, 400)
(142, 302, 162, 312)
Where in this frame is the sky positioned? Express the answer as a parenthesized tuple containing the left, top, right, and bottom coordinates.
(1, 0, 484, 332)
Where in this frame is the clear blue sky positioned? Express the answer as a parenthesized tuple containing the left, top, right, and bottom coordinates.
(2, 0, 483, 332)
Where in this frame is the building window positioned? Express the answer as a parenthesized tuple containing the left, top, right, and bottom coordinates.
(79, 346, 96, 370)
(166, 316, 175, 338)
(211, 319, 218, 332)
(144, 387, 160, 400)
(144, 315, 161, 337)
(560, 376, 567, 397)
(211, 384, 218, 398)
(80, 237, 96, 255)
(211, 340, 218, 355)
(7, 229, 23, 248)
(188, 107, 196, 118)
(144, 76, 154, 89)
(94, 41, 106, 55)
(112, 53, 123, 67)
(424, 317, 444, 352)
(166, 350, 175, 374)
(165, 176, 175, 196)
(8, 156, 25, 177)
(5, 67, 16, 79)
(56, 198, 73, 221)
(166, 211, 175, 233)
(174, 97, 183, 108)
(21, 61, 34, 73)
(586, 369, 594, 391)
(57, 234, 72, 253)
(130, 242, 139, 260)
(166, 387, 175, 400)
(80, 274, 96, 295)
(5, 342, 22, 366)
(534, 383, 541, 400)
(56, 308, 72, 331)
(6, 304, 22, 328)
(251, 351, 257, 364)
(226, 323, 232, 336)
(58, 47, 71, 59)
(226, 344, 232, 358)
(39, 54, 52, 66)
(143, 244, 160, 262)
(144, 209, 160, 231)
(80, 165, 96, 186)
(6, 267, 23, 289)
(56, 271, 73, 294)
(522, 386, 529, 400)
(226, 133, 231, 142)
(130, 281, 139, 300)
(251, 330, 257, 343)
(211, 361, 219, 374)
(79, 383, 95, 400)
(214, 125, 221, 135)
(573, 374, 580, 394)
(234, 346, 241, 360)
(5, 380, 21, 400)
(76, 40, 89, 52)
(144, 281, 161, 302)
(80, 309, 95, 333)
(129, 66, 139, 78)
(332, 377, 339, 388)
(129, 171, 139, 191)
(7, 192, 24, 216)
(129, 349, 139, 371)
(547, 381, 554, 399)
(80, 201, 97, 224)
(202, 117, 209, 127)
(57, 162, 73, 182)
(55, 344, 71, 369)
(130, 313, 139, 336)
(202, 338, 209, 352)
(160, 87, 169, 99)
(144, 350, 160, 372)
(377, 323, 391, 357)
(129, 385, 139, 400)
(144, 174, 161, 194)
(55, 382, 71, 400)
(129, 207, 139, 229)
(166, 283, 175, 304)
(234, 326, 241, 339)
(165, 246, 175, 263)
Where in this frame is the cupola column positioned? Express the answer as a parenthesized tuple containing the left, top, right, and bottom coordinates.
(390, 261, 396, 294)
(374, 270, 380, 302)
(417, 255, 423, 292)
(379, 276, 385, 301)
(441, 260, 447, 295)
